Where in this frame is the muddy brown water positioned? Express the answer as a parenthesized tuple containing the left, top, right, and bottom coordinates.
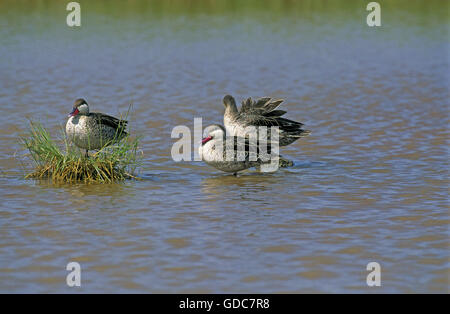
(0, 1, 448, 293)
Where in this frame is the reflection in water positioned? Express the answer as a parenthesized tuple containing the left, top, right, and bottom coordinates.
(0, 0, 448, 293)
(201, 172, 291, 208)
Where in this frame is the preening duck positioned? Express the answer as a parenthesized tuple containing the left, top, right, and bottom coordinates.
(223, 95, 310, 147)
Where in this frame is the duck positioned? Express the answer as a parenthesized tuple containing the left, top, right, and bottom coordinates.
(223, 94, 310, 147)
(199, 124, 279, 175)
(65, 98, 128, 157)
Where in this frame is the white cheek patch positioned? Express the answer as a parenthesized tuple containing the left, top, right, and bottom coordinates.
(78, 104, 89, 114)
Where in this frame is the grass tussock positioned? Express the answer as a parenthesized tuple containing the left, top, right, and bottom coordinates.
(22, 121, 141, 183)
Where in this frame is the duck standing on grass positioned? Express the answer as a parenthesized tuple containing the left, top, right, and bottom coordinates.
(66, 99, 128, 157)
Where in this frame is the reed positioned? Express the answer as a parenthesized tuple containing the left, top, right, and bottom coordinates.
(22, 121, 141, 183)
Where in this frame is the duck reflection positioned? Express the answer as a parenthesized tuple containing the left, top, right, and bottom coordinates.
(34, 180, 134, 211)
(201, 171, 286, 201)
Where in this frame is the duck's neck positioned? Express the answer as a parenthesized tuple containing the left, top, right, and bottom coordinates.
(224, 103, 238, 121)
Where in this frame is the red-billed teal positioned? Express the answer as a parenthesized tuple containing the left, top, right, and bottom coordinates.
(199, 124, 277, 175)
(223, 94, 310, 147)
(65, 99, 128, 157)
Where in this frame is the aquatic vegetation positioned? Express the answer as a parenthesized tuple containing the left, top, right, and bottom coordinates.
(22, 121, 141, 183)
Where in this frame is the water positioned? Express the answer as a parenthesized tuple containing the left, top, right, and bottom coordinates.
(0, 0, 448, 293)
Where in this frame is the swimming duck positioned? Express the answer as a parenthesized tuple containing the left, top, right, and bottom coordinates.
(223, 95, 310, 147)
(65, 99, 128, 157)
(199, 124, 278, 175)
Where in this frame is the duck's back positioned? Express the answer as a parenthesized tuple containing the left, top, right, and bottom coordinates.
(225, 98, 310, 146)
(66, 113, 127, 150)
